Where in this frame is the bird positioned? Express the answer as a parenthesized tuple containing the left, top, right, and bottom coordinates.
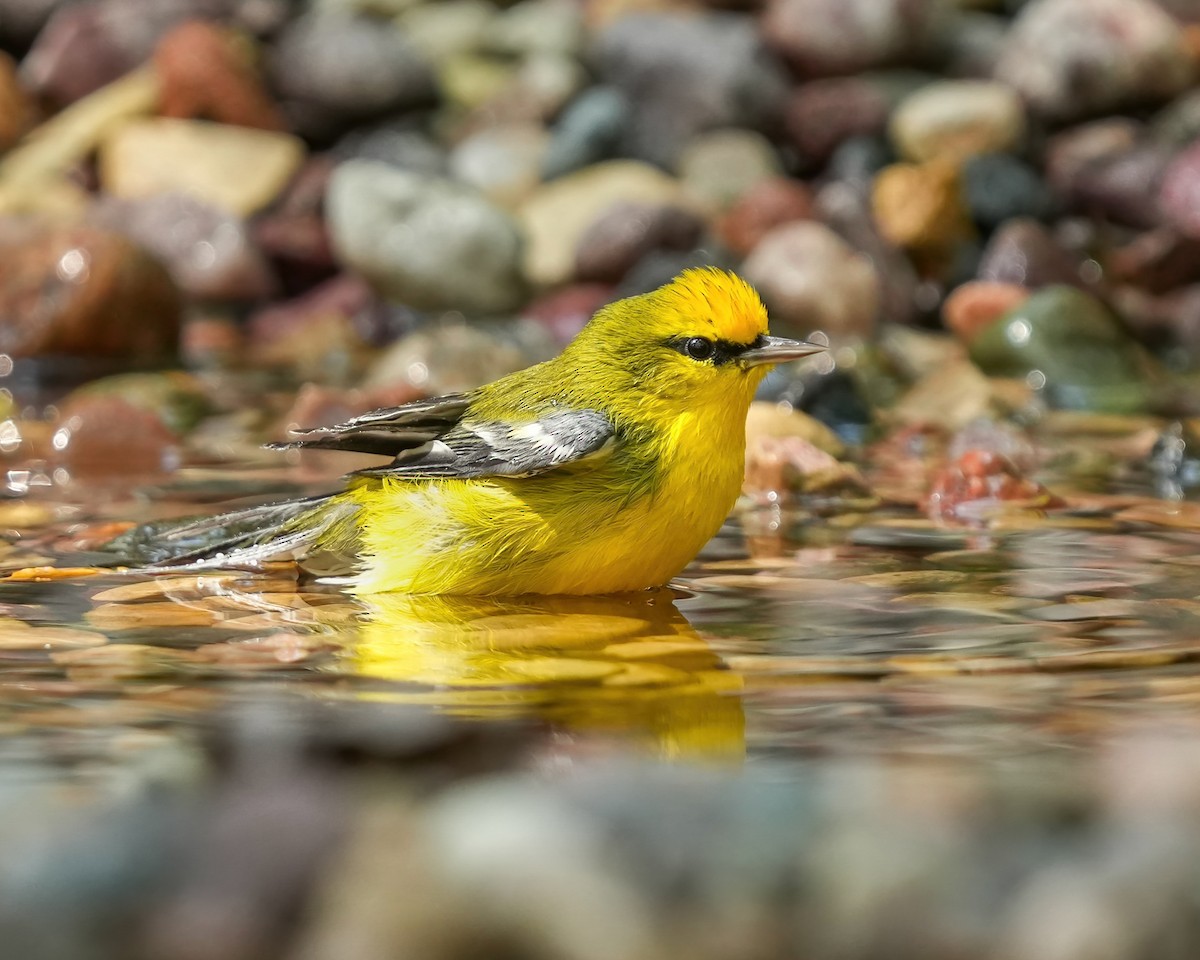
(124, 268, 824, 595)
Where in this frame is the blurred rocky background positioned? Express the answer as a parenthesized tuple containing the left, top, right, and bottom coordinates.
(0, 0, 1196, 503)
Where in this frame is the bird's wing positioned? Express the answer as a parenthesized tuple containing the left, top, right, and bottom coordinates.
(355, 408, 616, 480)
(268, 394, 472, 457)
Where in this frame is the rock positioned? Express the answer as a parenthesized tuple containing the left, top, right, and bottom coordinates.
(397, 0, 494, 63)
(825, 136, 895, 186)
(522, 283, 612, 346)
(20, 0, 199, 105)
(593, 11, 788, 168)
(59, 371, 210, 436)
(497, 51, 587, 124)
(977, 219, 1085, 288)
(540, 86, 630, 180)
(99, 118, 305, 217)
(1063, 142, 1173, 229)
(1159, 140, 1200, 239)
(89, 193, 276, 303)
(1151, 88, 1200, 148)
(890, 80, 1025, 163)
(995, 0, 1193, 120)
(783, 76, 893, 164)
(268, 11, 437, 139)
(573, 203, 704, 285)
(969, 285, 1155, 413)
(489, 0, 585, 58)
(744, 432, 869, 499)
(763, 0, 948, 75)
(1044, 118, 1143, 195)
(327, 160, 526, 313)
(925, 449, 1062, 524)
(891, 358, 1023, 431)
(518, 160, 686, 288)
(745, 400, 845, 457)
(336, 122, 448, 177)
(871, 160, 972, 254)
(154, 19, 284, 130)
(437, 52, 518, 113)
(1114, 284, 1200, 360)
(449, 124, 549, 209)
(0, 52, 31, 153)
(51, 393, 182, 476)
(247, 274, 378, 378)
(0, 219, 180, 358)
(943, 10, 1009, 78)
(961, 153, 1055, 230)
(363, 317, 556, 396)
(740, 221, 880, 341)
(613, 249, 734, 300)
(0, 0, 61, 48)
(251, 155, 338, 294)
(1107, 228, 1200, 293)
(677, 128, 781, 213)
(941, 281, 1031, 344)
(714, 177, 813, 258)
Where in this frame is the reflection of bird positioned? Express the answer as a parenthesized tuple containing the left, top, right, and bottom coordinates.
(353, 590, 746, 761)
(127, 269, 822, 595)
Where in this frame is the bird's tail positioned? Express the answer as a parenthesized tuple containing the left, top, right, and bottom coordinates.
(105, 493, 362, 575)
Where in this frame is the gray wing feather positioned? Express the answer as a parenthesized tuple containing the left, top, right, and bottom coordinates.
(354, 408, 615, 480)
(267, 394, 471, 457)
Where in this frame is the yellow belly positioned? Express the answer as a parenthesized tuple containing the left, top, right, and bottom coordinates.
(347, 412, 745, 596)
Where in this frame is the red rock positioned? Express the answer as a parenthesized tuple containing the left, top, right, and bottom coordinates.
(51, 394, 181, 477)
(744, 433, 869, 498)
(942, 282, 1031, 344)
(155, 19, 285, 131)
(523, 283, 613, 346)
(715, 177, 813, 258)
(925, 449, 1063, 524)
(0, 219, 180, 359)
(250, 155, 337, 293)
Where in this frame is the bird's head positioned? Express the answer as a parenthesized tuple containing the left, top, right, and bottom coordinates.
(569, 268, 824, 407)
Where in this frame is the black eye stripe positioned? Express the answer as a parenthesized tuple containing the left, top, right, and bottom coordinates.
(666, 334, 766, 365)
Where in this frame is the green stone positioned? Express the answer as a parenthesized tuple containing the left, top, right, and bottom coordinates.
(969, 285, 1155, 414)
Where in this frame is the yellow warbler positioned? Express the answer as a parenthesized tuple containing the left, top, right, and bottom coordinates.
(134, 268, 823, 595)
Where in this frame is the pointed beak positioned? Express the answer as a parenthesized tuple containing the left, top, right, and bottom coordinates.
(739, 336, 826, 368)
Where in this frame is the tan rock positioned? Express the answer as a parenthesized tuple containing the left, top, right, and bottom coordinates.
(745, 401, 845, 457)
(872, 159, 972, 253)
(100, 117, 305, 216)
(518, 160, 687, 287)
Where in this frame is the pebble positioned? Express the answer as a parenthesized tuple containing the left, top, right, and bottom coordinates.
(783, 76, 893, 164)
(871, 160, 972, 254)
(518, 160, 687, 288)
(968, 285, 1154, 413)
(925, 450, 1062, 525)
(714, 177, 813, 258)
(154, 19, 284, 131)
(251, 155, 338, 292)
(337, 121, 448, 176)
(89, 193, 276, 303)
(19, 0, 193, 104)
(540, 86, 629, 180)
(0, 52, 30, 152)
(961, 153, 1055, 230)
(740, 221, 880, 341)
(449, 124, 549, 209)
(1107, 228, 1200, 293)
(1063, 142, 1173, 230)
(573, 202, 703, 285)
(677, 129, 781, 213)
(99, 118, 305, 217)
(941, 281, 1031, 345)
(51, 393, 183, 476)
(268, 11, 437, 139)
(995, 0, 1192, 120)
(977, 219, 1084, 288)
(490, 0, 584, 58)
(397, 0, 494, 63)
(0, 219, 181, 358)
(763, 0, 948, 75)
(744, 432, 869, 499)
(1158, 140, 1200, 239)
(522, 283, 613, 346)
(594, 11, 788, 169)
(328, 161, 526, 314)
(889, 80, 1025, 164)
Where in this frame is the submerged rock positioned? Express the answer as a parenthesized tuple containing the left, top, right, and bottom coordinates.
(925, 449, 1063, 524)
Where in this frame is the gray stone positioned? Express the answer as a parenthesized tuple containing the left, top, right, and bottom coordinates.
(593, 12, 789, 169)
(327, 159, 526, 313)
(541, 86, 629, 180)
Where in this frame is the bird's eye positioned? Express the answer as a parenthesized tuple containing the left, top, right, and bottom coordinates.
(683, 337, 715, 361)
